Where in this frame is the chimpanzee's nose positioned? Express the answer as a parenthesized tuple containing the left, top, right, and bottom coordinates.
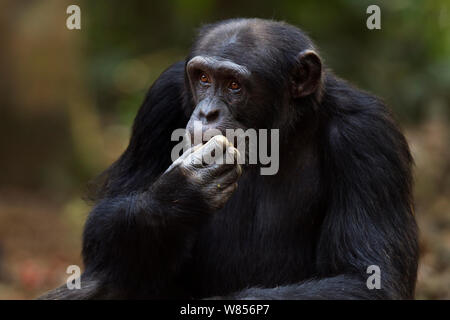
(199, 108, 220, 123)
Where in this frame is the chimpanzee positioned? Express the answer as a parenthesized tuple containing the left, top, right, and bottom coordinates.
(41, 18, 418, 299)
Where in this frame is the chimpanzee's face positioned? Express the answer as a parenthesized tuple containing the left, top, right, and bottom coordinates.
(185, 55, 253, 139)
(184, 22, 322, 144)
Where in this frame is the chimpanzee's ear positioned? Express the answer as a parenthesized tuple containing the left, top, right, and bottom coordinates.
(291, 50, 323, 98)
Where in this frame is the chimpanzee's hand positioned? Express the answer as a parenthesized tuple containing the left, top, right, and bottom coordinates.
(159, 135, 242, 212)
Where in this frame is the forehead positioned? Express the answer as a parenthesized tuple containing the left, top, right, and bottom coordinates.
(193, 20, 272, 67)
(186, 56, 251, 79)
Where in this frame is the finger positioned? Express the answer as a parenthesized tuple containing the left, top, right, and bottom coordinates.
(166, 143, 204, 173)
(199, 135, 231, 165)
(213, 164, 242, 187)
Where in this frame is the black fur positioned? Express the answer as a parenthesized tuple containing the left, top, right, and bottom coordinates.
(41, 18, 418, 300)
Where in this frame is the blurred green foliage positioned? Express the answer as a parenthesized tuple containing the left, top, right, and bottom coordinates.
(82, 0, 450, 128)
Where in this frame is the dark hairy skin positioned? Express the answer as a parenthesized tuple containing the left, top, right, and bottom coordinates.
(40, 18, 418, 300)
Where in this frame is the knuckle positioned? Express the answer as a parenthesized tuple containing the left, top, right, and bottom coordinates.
(236, 163, 242, 176)
(212, 134, 228, 145)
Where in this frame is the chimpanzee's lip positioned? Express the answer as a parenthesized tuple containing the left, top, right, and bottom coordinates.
(186, 124, 248, 147)
(186, 127, 227, 145)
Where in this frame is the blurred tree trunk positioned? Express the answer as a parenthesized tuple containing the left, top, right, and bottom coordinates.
(0, 1, 105, 196)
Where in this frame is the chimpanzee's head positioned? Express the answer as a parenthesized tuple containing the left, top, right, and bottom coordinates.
(184, 18, 323, 140)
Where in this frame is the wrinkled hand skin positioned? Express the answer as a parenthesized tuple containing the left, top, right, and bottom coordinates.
(165, 135, 242, 211)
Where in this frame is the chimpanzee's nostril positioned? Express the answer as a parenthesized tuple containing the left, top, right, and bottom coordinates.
(204, 109, 220, 123)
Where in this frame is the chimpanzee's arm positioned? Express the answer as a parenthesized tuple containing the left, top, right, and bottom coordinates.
(81, 137, 240, 299)
(215, 96, 418, 300)
(40, 62, 241, 299)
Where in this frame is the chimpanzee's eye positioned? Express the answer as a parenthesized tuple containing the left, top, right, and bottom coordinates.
(199, 73, 211, 84)
(229, 80, 240, 91)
